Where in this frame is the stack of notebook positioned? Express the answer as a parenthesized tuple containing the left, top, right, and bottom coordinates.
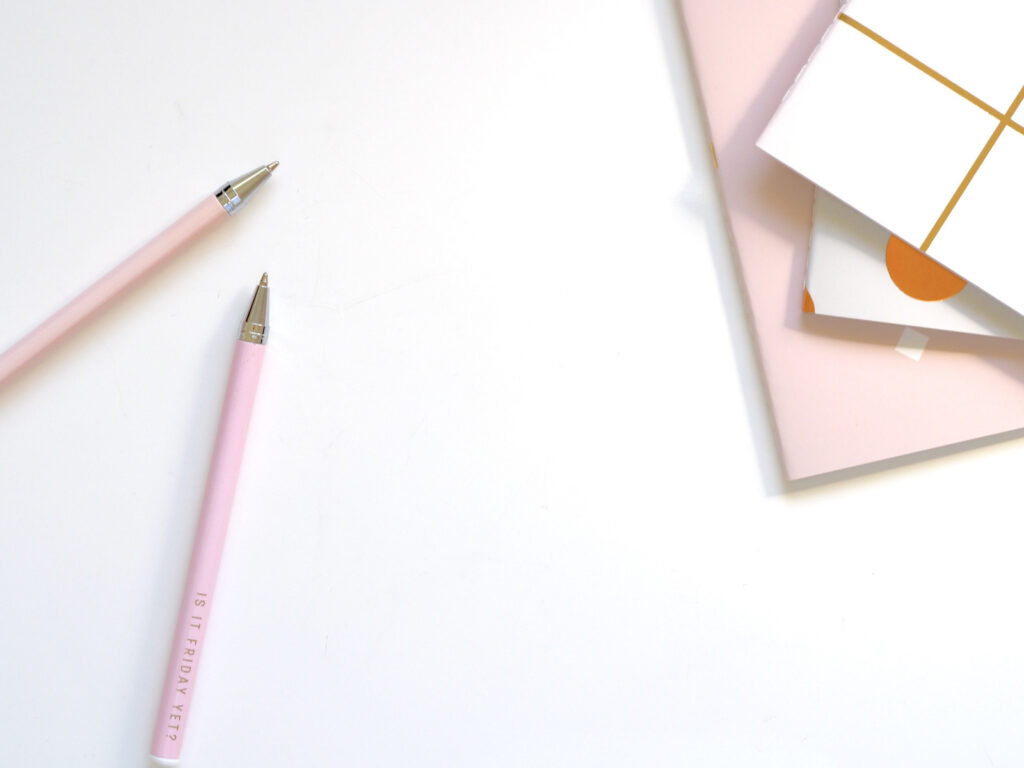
(680, 0, 1024, 479)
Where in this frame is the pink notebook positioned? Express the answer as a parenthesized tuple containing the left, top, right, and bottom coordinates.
(680, 0, 1024, 479)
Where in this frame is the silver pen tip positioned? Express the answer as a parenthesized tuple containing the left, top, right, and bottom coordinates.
(240, 274, 269, 344)
(217, 163, 277, 215)
(267, 161, 279, 172)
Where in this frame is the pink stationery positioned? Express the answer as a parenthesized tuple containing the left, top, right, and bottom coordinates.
(0, 163, 276, 389)
(680, 0, 1024, 479)
(150, 274, 268, 764)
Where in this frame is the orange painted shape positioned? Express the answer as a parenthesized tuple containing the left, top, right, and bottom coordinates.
(885, 236, 966, 301)
(802, 288, 815, 313)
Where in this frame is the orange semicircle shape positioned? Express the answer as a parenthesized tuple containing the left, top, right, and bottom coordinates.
(885, 236, 966, 301)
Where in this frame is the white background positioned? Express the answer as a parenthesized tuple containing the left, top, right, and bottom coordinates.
(1, 2, 1023, 766)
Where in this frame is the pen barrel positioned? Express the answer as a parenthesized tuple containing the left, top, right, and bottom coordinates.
(0, 195, 226, 388)
(150, 340, 265, 762)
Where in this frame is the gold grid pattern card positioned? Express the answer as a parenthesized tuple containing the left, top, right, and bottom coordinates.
(758, 0, 1024, 315)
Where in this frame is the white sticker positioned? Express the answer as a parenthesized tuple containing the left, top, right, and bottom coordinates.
(895, 326, 929, 361)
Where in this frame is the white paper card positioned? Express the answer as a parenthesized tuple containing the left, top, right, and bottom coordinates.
(807, 189, 1024, 340)
(759, 0, 1024, 314)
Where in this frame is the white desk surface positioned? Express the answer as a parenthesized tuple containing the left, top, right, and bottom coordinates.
(2, 1, 1022, 766)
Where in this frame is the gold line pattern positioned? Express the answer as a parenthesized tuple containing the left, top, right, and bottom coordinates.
(921, 85, 1024, 250)
(838, 13, 1024, 249)
(838, 14, 1024, 134)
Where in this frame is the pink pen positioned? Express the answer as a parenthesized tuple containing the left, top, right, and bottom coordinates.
(150, 273, 269, 765)
(0, 162, 277, 388)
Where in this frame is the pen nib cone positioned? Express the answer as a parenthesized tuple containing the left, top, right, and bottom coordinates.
(221, 164, 277, 213)
(267, 161, 279, 172)
(240, 275, 269, 344)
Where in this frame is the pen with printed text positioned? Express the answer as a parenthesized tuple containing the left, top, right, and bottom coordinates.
(149, 273, 269, 765)
(0, 162, 277, 388)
